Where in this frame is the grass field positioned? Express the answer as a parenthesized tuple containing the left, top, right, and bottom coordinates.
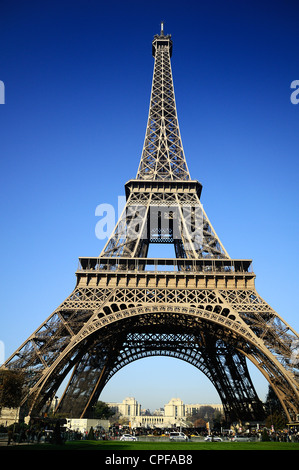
(2, 440, 299, 451)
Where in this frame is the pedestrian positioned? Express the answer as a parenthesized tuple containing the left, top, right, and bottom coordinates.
(7, 429, 13, 446)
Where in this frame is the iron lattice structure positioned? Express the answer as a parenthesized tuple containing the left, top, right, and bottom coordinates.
(1, 25, 299, 423)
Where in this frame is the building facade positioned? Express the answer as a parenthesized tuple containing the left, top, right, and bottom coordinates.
(106, 397, 141, 419)
(107, 397, 223, 429)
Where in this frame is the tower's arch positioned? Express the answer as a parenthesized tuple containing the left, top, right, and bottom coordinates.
(19, 301, 297, 422)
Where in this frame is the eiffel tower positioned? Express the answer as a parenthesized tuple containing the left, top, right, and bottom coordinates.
(1, 24, 299, 424)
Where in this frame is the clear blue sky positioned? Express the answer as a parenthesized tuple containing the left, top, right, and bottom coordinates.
(0, 0, 298, 411)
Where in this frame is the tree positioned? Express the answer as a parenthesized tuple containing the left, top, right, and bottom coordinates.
(188, 406, 224, 430)
(52, 420, 64, 445)
(265, 412, 287, 431)
(193, 417, 206, 429)
(0, 370, 25, 410)
(264, 385, 286, 429)
(264, 385, 284, 415)
(261, 428, 270, 441)
(213, 410, 224, 431)
(93, 401, 115, 419)
(87, 426, 95, 440)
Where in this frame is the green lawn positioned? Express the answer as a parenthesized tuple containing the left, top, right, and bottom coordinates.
(2, 440, 299, 451)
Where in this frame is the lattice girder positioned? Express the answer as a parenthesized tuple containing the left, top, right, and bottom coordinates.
(3, 261, 299, 422)
(137, 37, 190, 181)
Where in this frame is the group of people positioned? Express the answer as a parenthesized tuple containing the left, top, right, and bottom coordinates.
(7, 427, 45, 445)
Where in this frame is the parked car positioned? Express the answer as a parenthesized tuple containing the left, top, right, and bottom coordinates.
(120, 434, 138, 441)
(204, 435, 222, 441)
(169, 432, 189, 441)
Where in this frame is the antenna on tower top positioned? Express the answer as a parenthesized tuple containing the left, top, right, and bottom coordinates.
(160, 21, 164, 35)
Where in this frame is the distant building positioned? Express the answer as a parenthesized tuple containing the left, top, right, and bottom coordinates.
(106, 397, 223, 429)
(106, 397, 141, 418)
(164, 398, 185, 419)
(0, 407, 19, 427)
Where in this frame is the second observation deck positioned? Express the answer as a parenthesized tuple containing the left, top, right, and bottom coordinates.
(77, 257, 253, 274)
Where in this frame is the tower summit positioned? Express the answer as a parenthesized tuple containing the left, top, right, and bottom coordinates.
(138, 22, 185, 181)
(152, 21, 173, 57)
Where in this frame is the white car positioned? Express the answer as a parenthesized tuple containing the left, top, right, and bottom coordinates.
(169, 432, 189, 441)
(120, 434, 138, 441)
(204, 436, 222, 441)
